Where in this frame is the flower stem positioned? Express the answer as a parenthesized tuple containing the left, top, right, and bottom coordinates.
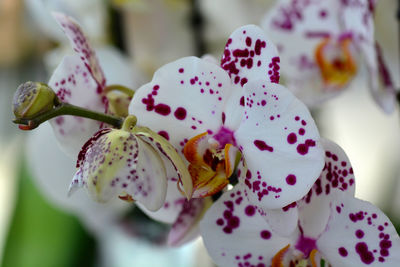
(13, 103, 124, 130)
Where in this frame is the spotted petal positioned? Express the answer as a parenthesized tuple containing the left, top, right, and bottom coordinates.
(52, 12, 106, 88)
(129, 56, 232, 151)
(167, 198, 212, 246)
(49, 55, 104, 157)
(137, 178, 186, 224)
(200, 185, 291, 267)
(298, 138, 356, 238)
(132, 126, 193, 199)
(236, 80, 324, 209)
(317, 194, 400, 266)
(70, 128, 167, 211)
(221, 25, 280, 87)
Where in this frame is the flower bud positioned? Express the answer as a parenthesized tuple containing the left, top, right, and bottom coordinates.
(13, 81, 56, 119)
(106, 91, 132, 118)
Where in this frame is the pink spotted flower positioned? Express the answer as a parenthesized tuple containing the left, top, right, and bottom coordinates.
(200, 139, 400, 266)
(129, 24, 325, 213)
(262, 0, 396, 113)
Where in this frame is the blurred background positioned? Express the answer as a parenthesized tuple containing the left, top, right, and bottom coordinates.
(0, 0, 398, 266)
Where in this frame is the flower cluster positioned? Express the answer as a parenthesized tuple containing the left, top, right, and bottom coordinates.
(12, 4, 400, 266)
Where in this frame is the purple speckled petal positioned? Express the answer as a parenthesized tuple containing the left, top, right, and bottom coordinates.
(261, 0, 343, 106)
(49, 55, 105, 157)
(221, 25, 280, 87)
(129, 57, 232, 151)
(128, 137, 168, 211)
(317, 194, 400, 266)
(167, 198, 211, 246)
(137, 177, 186, 224)
(235, 80, 324, 209)
(53, 12, 106, 89)
(70, 129, 167, 211)
(361, 41, 396, 114)
(297, 138, 356, 238)
(200, 184, 291, 267)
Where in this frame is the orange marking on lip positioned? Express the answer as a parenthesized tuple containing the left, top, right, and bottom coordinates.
(271, 244, 290, 267)
(315, 37, 357, 89)
(309, 249, 318, 267)
(183, 132, 208, 163)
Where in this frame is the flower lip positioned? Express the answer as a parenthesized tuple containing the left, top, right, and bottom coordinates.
(212, 126, 237, 148)
(295, 234, 317, 258)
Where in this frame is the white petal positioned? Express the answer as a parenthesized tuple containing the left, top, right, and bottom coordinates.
(129, 137, 168, 211)
(200, 184, 291, 267)
(298, 138, 356, 238)
(236, 81, 324, 209)
(318, 195, 400, 266)
(52, 12, 106, 87)
(167, 198, 210, 247)
(137, 178, 186, 224)
(129, 57, 231, 151)
(49, 55, 104, 157)
(262, 203, 299, 237)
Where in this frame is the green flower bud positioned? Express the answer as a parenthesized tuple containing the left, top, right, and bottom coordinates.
(13, 81, 56, 119)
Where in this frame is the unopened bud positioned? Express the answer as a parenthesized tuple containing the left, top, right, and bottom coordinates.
(13, 81, 56, 119)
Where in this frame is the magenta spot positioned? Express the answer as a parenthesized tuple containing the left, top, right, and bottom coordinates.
(355, 242, 374, 264)
(254, 140, 274, 152)
(179, 68, 184, 73)
(158, 131, 169, 140)
(153, 85, 160, 90)
(216, 218, 224, 226)
(246, 37, 252, 46)
(261, 100, 266, 106)
(260, 230, 271, 240)
(339, 247, 348, 257)
(245, 205, 255, 216)
(297, 144, 308, 155)
(228, 216, 240, 228)
(356, 230, 365, 239)
(286, 174, 296, 185)
(295, 116, 300, 121)
(287, 133, 297, 144)
(154, 104, 171, 116)
(223, 227, 232, 234)
(299, 128, 305, 135)
(240, 96, 245, 106)
(174, 107, 187, 120)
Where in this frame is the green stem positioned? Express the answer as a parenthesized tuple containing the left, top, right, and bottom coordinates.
(13, 103, 124, 130)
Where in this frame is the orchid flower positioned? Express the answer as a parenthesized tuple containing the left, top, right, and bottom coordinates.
(129, 24, 325, 214)
(261, 0, 396, 113)
(47, 12, 137, 157)
(200, 138, 400, 266)
(69, 115, 192, 211)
